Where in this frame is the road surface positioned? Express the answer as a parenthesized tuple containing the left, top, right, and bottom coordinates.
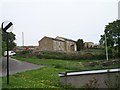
(0, 57, 44, 76)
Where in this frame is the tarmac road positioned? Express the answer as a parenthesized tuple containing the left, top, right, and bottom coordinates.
(1, 57, 44, 76)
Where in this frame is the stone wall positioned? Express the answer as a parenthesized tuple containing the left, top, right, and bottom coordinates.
(39, 36, 77, 52)
(84, 42, 94, 48)
(39, 37, 53, 51)
(53, 40, 65, 51)
(59, 69, 120, 88)
(65, 41, 76, 52)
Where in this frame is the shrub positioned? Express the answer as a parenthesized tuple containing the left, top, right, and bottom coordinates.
(36, 51, 106, 60)
(93, 54, 106, 60)
(16, 50, 33, 58)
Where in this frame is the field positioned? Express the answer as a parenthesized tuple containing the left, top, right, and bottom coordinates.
(2, 56, 119, 89)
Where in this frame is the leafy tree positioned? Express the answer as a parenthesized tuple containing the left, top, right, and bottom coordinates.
(0, 28, 2, 56)
(99, 20, 120, 58)
(0, 28, 16, 54)
(76, 39, 84, 51)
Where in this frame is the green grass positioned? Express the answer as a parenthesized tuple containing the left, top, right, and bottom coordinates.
(2, 66, 69, 88)
(2, 56, 119, 89)
(13, 56, 119, 71)
(13, 56, 101, 71)
(14, 56, 98, 64)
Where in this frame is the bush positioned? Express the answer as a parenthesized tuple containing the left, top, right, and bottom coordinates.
(93, 54, 106, 60)
(16, 50, 33, 58)
(36, 51, 106, 60)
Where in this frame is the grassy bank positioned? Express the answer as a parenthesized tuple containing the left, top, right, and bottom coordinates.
(13, 56, 119, 71)
(2, 56, 119, 89)
(2, 66, 69, 88)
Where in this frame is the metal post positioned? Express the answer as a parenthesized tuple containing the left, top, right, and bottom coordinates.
(65, 72, 67, 84)
(2, 21, 13, 85)
(118, 33, 120, 58)
(105, 33, 108, 61)
(22, 32, 24, 47)
(6, 32, 9, 85)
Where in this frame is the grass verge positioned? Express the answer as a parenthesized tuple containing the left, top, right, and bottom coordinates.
(2, 56, 119, 89)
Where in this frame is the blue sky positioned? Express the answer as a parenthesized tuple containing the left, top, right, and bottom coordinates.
(1, 0, 119, 46)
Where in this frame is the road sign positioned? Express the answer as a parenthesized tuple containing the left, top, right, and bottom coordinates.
(2, 21, 13, 33)
(1, 21, 13, 85)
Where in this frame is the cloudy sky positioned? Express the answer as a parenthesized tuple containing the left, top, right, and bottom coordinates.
(1, 0, 119, 46)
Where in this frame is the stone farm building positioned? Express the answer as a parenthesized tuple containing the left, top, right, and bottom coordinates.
(38, 36, 77, 52)
(84, 42, 94, 48)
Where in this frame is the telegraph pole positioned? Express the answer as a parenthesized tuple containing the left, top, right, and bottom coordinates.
(118, 1, 120, 58)
(105, 33, 108, 61)
(22, 32, 24, 47)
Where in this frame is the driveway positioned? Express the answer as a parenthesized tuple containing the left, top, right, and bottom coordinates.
(1, 57, 44, 76)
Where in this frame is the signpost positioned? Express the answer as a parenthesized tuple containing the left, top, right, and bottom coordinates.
(1, 21, 13, 85)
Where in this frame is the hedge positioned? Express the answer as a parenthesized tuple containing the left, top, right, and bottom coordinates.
(36, 51, 106, 60)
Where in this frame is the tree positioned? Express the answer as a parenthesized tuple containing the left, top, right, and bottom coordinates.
(76, 39, 84, 51)
(1, 28, 16, 54)
(99, 20, 120, 58)
(0, 28, 2, 56)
